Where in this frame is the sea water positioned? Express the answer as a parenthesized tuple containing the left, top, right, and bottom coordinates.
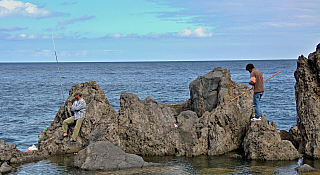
(1, 60, 316, 174)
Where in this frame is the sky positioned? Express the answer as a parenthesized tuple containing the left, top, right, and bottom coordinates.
(0, 0, 320, 62)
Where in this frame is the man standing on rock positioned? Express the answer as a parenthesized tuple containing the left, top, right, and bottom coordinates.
(246, 64, 264, 121)
(60, 92, 86, 142)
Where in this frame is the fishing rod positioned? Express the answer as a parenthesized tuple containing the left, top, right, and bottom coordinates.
(225, 71, 281, 105)
(51, 35, 68, 120)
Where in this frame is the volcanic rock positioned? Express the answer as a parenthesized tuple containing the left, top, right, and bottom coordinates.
(279, 125, 301, 150)
(74, 141, 157, 171)
(0, 140, 48, 174)
(294, 43, 320, 158)
(118, 67, 253, 156)
(39, 67, 289, 158)
(243, 116, 302, 160)
(38, 81, 119, 155)
(118, 93, 178, 156)
(0, 162, 12, 174)
(295, 164, 316, 172)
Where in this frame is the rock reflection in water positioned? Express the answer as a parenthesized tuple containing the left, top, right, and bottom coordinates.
(9, 152, 320, 174)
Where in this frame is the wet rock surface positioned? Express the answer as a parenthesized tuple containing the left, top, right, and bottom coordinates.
(74, 141, 158, 171)
(295, 164, 316, 172)
(0, 140, 49, 174)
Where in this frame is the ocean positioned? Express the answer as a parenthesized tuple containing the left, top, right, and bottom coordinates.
(1, 60, 317, 174)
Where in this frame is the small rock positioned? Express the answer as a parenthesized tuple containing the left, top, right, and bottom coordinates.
(0, 162, 13, 174)
(231, 154, 242, 159)
(295, 164, 315, 172)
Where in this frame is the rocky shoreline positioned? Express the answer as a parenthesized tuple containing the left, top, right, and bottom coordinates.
(1, 43, 320, 173)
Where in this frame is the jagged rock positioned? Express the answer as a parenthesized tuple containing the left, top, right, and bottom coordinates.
(279, 125, 301, 150)
(190, 67, 252, 156)
(0, 140, 48, 167)
(204, 105, 250, 156)
(295, 164, 316, 172)
(38, 67, 279, 158)
(294, 43, 320, 158)
(189, 68, 229, 117)
(118, 67, 253, 156)
(38, 81, 119, 155)
(243, 116, 302, 160)
(279, 130, 291, 140)
(0, 162, 12, 174)
(118, 93, 178, 156)
(189, 67, 252, 117)
(74, 141, 158, 171)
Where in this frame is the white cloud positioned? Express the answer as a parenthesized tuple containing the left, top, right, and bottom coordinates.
(175, 28, 192, 37)
(0, 0, 56, 18)
(111, 33, 122, 39)
(4, 33, 39, 40)
(31, 49, 52, 57)
(143, 32, 173, 39)
(101, 27, 212, 40)
(176, 27, 212, 38)
(0, 26, 27, 31)
(58, 15, 95, 26)
(102, 33, 122, 39)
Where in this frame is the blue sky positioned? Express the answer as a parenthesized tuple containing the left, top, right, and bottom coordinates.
(0, 0, 320, 62)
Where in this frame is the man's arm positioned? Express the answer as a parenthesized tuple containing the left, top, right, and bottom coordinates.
(249, 77, 256, 85)
(71, 100, 86, 111)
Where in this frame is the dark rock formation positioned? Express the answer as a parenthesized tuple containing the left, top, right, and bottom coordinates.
(38, 67, 255, 157)
(38, 81, 118, 155)
(0, 140, 49, 174)
(294, 43, 320, 158)
(74, 141, 157, 171)
(243, 116, 302, 160)
(189, 68, 229, 116)
(295, 164, 316, 172)
(37, 66, 301, 161)
(117, 67, 253, 156)
(279, 125, 301, 150)
(118, 93, 178, 156)
(0, 162, 12, 174)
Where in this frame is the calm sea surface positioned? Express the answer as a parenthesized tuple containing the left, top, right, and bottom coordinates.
(1, 60, 317, 174)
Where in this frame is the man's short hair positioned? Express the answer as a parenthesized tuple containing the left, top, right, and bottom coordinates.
(74, 92, 82, 97)
(246, 64, 255, 71)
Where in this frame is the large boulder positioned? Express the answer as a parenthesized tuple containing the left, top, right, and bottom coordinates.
(177, 67, 253, 156)
(189, 67, 252, 117)
(118, 67, 253, 156)
(294, 43, 320, 158)
(243, 116, 302, 160)
(118, 93, 179, 156)
(38, 81, 119, 155)
(74, 141, 157, 171)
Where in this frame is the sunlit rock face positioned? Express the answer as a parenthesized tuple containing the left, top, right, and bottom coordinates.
(295, 43, 320, 158)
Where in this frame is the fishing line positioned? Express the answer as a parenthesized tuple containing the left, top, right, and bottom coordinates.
(51, 35, 68, 119)
(225, 71, 281, 105)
